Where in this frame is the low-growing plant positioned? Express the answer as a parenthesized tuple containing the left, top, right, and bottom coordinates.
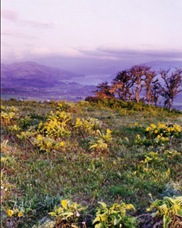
(147, 196, 182, 228)
(89, 129, 112, 153)
(38, 110, 71, 138)
(49, 199, 87, 228)
(93, 201, 136, 228)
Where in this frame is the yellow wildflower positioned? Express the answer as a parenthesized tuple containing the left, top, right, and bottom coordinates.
(107, 129, 111, 134)
(126, 204, 134, 210)
(18, 211, 23, 217)
(47, 142, 52, 147)
(38, 122, 43, 128)
(174, 204, 180, 211)
(37, 135, 42, 140)
(146, 127, 150, 131)
(7, 209, 13, 217)
(60, 142, 65, 146)
(134, 122, 138, 126)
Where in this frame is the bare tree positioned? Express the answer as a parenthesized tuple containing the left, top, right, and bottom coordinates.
(112, 70, 134, 101)
(151, 79, 161, 106)
(160, 69, 182, 110)
(144, 69, 157, 105)
(130, 65, 150, 103)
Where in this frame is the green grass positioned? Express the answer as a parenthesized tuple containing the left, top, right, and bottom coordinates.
(1, 99, 182, 227)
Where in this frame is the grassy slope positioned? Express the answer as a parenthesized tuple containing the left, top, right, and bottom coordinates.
(1, 99, 182, 227)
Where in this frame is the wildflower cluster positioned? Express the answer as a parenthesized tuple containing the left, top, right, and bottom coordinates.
(131, 122, 181, 146)
(35, 135, 65, 154)
(147, 196, 182, 228)
(89, 129, 112, 153)
(6, 208, 23, 218)
(93, 201, 136, 228)
(1, 105, 19, 126)
(16, 108, 111, 155)
(140, 152, 163, 165)
(74, 117, 95, 135)
(38, 111, 71, 138)
(145, 123, 181, 144)
(16, 127, 36, 140)
(7, 124, 21, 133)
(49, 199, 86, 228)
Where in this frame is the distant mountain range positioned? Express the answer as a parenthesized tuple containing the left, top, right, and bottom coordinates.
(1, 61, 84, 88)
(1, 60, 182, 108)
(1, 62, 95, 101)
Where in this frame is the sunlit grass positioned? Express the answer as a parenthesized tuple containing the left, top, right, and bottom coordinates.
(1, 99, 182, 227)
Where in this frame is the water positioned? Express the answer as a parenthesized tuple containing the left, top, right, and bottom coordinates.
(66, 74, 112, 85)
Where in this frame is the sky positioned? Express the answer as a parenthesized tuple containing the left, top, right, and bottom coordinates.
(1, 0, 182, 73)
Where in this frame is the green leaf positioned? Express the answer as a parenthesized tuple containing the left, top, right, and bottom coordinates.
(163, 215, 171, 228)
(113, 216, 121, 225)
(61, 211, 74, 218)
(177, 209, 182, 218)
(93, 215, 102, 224)
(98, 202, 107, 208)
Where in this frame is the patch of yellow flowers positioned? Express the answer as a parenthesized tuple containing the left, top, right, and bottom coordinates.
(146, 123, 181, 144)
(38, 111, 71, 138)
(131, 122, 181, 145)
(6, 208, 23, 217)
(89, 129, 112, 153)
(146, 123, 181, 135)
(35, 135, 65, 153)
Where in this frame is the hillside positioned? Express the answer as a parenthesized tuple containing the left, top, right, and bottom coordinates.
(1, 62, 84, 88)
(1, 99, 182, 227)
(1, 62, 95, 101)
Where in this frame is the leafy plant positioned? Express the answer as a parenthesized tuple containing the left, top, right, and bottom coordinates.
(93, 201, 136, 228)
(49, 199, 87, 228)
(148, 196, 182, 228)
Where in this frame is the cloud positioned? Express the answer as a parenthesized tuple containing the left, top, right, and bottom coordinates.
(1, 29, 37, 39)
(97, 44, 182, 59)
(21, 20, 53, 29)
(76, 44, 182, 61)
(29, 47, 83, 58)
(2, 9, 53, 29)
(2, 42, 182, 64)
(1, 9, 18, 21)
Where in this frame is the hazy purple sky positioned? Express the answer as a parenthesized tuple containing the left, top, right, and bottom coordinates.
(2, 0, 182, 68)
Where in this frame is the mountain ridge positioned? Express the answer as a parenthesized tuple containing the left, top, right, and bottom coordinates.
(1, 61, 84, 88)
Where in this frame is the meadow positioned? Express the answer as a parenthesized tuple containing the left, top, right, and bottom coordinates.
(1, 99, 182, 228)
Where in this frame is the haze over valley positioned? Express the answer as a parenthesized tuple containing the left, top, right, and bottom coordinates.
(1, 60, 182, 110)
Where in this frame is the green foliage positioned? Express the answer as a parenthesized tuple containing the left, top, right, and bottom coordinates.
(148, 196, 182, 228)
(89, 129, 112, 153)
(1, 99, 182, 227)
(49, 199, 87, 228)
(93, 201, 136, 228)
